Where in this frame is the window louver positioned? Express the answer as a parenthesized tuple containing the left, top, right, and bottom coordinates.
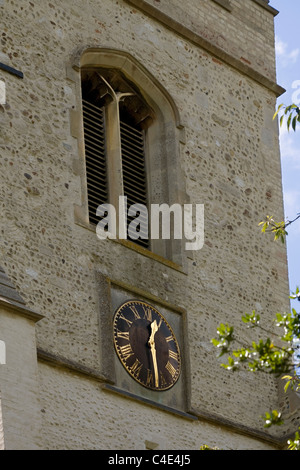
(120, 120, 149, 249)
(82, 99, 108, 225)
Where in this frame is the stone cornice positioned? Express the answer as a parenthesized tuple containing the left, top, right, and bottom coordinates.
(0, 297, 43, 323)
(213, 0, 279, 16)
(124, 0, 285, 97)
(0, 266, 43, 323)
(253, 0, 279, 17)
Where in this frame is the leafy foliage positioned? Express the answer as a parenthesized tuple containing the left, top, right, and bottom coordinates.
(288, 430, 300, 451)
(259, 214, 300, 244)
(205, 100, 300, 450)
(290, 286, 300, 303)
(212, 310, 299, 377)
(200, 445, 220, 451)
(273, 103, 300, 132)
(211, 305, 300, 449)
(263, 410, 284, 428)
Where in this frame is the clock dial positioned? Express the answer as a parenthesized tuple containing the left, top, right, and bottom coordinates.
(113, 300, 181, 391)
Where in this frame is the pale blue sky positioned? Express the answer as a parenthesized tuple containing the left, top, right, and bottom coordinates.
(271, 1, 300, 302)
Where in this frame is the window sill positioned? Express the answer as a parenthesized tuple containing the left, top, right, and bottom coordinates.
(75, 218, 188, 275)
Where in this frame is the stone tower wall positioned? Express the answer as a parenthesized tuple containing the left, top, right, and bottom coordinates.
(0, 0, 295, 449)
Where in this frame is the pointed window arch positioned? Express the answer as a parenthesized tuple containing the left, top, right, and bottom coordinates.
(73, 48, 187, 266)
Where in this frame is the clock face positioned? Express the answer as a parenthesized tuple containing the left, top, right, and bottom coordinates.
(113, 300, 181, 391)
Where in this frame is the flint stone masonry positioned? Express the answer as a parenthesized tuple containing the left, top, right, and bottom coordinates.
(0, 80, 5, 106)
(124, 0, 282, 87)
(0, 0, 298, 450)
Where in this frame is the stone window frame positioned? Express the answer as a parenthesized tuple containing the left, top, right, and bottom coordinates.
(68, 47, 188, 269)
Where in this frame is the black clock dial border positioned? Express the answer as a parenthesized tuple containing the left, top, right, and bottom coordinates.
(113, 300, 181, 391)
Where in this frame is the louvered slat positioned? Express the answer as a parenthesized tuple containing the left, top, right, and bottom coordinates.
(120, 120, 149, 249)
(82, 100, 108, 225)
(83, 97, 149, 248)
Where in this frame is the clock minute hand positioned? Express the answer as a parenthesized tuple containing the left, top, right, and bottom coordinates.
(148, 320, 159, 388)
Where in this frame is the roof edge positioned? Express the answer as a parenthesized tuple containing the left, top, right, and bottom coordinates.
(253, 0, 279, 17)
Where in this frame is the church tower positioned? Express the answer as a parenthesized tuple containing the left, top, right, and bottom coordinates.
(0, 0, 298, 450)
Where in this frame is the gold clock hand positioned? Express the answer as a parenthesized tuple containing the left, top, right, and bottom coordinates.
(149, 320, 158, 343)
(148, 320, 159, 388)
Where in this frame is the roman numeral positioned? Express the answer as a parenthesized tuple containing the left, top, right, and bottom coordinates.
(143, 306, 152, 322)
(165, 361, 177, 378)
(159, 372, 167, 388)
(119, 313, 133, 328)
(129, 358, 143, 378)
(119, 343, 134, 361)
(129, 305, 141, 320)
(116, 330, 130, 341)
(165, 335, 173, 343)
(146, 369, 154, 387)
(169, 350, 179, 362)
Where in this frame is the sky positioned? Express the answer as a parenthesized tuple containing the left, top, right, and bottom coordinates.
(270, 0, 300, 305)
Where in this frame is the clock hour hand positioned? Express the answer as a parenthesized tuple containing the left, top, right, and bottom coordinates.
(148, 320, 159, 388)
(149, 320, 158, 345)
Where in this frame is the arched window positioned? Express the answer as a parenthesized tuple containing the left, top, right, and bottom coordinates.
(72, 49, 187, 266)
